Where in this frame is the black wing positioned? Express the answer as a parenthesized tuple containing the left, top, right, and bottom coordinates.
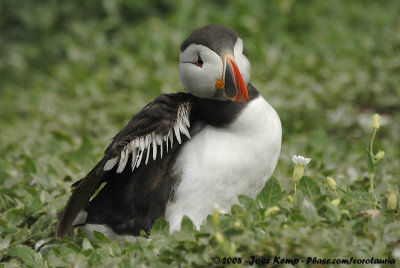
(57, 93, 193, 238)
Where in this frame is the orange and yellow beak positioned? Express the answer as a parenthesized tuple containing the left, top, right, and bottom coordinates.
(216, 54, 249, 102)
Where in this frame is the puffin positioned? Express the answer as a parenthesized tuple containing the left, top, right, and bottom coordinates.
(57, 25, 282, 241)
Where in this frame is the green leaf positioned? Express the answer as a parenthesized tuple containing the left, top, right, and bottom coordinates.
(180, 216, 194, 232)
(82, 238, 93, 251)
(383, 222, 400, 243)
(343, 191, 373, 211)
(0, 235, 11, 250)
(93, 231, 110, 244)
(24, 155, 37, 174)
(300, 198, 321, 225)
(139, 229, 148, 237)
(231, 204, 244, 216)
(0, 163, 8, 183)
(257, 176, 283, 208)
(324, 202, 342, 223)
(67, 135, 95, 166)
(5, 209, 25, 226)
(8, 245, 44, 267)
(150, 218, 169, 237)
(237, 195, 256, 211)
(89, 181, 108, 202)
(366, 150, 375, 174)
(298, 176, 320, 198)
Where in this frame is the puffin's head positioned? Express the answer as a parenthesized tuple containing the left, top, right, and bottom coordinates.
(179, 25, 250, 102)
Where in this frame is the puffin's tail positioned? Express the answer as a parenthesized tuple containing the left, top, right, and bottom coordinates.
(57, 159, 107, 238)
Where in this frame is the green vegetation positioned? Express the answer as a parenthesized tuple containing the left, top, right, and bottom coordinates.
(1, 0, 399, 266)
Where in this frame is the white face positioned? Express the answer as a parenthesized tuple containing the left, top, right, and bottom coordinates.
(233, 38, 251, 88)
(179, 38, 251, 99)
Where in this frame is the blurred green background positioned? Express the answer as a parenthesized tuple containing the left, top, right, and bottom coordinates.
(1, 0, 399, 266)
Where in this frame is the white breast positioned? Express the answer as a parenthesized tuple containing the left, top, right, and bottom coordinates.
(165, 96, 282, 231)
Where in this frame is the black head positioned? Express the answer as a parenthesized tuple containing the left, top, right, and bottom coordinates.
(179, 25, 251, 102)
(181, 25, 238, 56)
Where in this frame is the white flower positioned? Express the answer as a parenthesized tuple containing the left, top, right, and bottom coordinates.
(292, 155, 311, 166)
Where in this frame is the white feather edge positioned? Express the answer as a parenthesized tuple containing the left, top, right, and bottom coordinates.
(104, 102, 191, 173)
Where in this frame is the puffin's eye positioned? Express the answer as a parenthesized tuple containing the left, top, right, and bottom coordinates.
(196, 55, 203, 67)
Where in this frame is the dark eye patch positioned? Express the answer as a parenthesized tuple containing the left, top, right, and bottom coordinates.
(196, 54, 203, 67)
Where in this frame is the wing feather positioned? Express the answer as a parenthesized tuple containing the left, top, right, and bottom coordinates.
(57, 93, 193, 238)
(107, 94, 192, 172)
